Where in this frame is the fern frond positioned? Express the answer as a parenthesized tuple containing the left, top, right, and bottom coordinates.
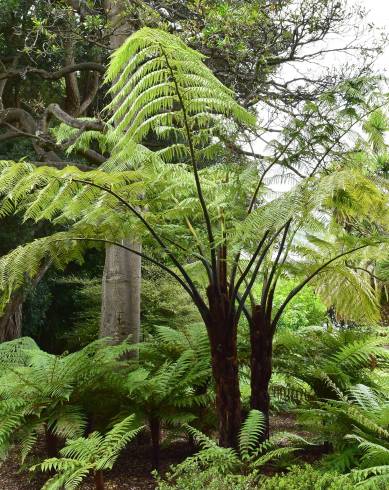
(239, 409, 265, 460)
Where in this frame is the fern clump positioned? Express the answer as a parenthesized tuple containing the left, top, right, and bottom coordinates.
(272, 326, 389, 402)
(297, 382, 389, 480)
(123, 325, 213, 468)
(257, 464, 355, 490)
(164, 410, 309, 481)
(0, 338, 130, 461)
(31, 415, 144, 490)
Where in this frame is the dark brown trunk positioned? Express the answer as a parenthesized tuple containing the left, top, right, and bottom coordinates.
(380, 287, 389, 327)
(250, 305, 273, 440)
(44, 426, 60, 457)
(0, 291, 22, 342)
(206, 286, 241, 448)
(149, 416, 160, 470)
(0, 260, 50, 343)
(94, 470, 105, 490)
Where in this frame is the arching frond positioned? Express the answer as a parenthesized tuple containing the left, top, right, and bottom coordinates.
(105, 27, 256, 164)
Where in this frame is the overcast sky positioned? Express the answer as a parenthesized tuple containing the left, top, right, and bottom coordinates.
(361, 0, 389, 72)
(261, 1, 389, 190)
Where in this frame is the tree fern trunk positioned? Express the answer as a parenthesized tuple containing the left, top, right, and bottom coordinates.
(250, 305, 272, 440)
(149, 416, 161, 470)
(380, 287, 389, 327)
(207, 287, 241, 448)
(94, 470, 105, 490)
(44, 425, 60, 458)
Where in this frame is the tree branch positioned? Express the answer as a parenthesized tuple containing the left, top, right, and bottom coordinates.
(42, 103, 105, 132)
(0, 62, 105, 81)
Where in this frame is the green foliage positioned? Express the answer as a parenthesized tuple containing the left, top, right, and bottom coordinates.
(141, 265, 200, 334)
(297, 380, 389, 479)
(123, 323, 213, 435)
(31, 415, 144, 490)
(272, 326, 389, 402)
(255, 279, 327, 331)
(157, 464, 355, 490)
(105, 27, 255, 166)
(0, 337, 130, 460)
(166, 410, 307, 481)
(239, 410, 266, 460)
(258, 465, 355, 490)
(156, 466, 256, 490)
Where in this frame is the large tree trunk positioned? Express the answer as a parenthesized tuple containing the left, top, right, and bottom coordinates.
(206, 287, 241, 448)
(100, 240, 141, 345)
(250, 305, 273, 440)
(0, 260, 51, 342)
(100, 2, 142, 345)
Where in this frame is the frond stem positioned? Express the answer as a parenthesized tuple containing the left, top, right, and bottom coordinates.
(161, 47, 217, 286)
(271, 242, 382, 329)
(71, 178, 206, 311)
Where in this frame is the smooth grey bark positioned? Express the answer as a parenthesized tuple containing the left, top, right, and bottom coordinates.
(100, 240, 142, 344)
(100, 2, 142, 346)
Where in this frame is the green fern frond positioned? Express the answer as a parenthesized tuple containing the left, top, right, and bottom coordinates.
(105, 27, 255, 165)
(239, 409, 265, 460)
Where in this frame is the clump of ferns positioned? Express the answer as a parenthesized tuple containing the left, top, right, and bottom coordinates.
(160, 410, 311, 485)
(31, 414, 144, 490)
(347, 435, 389, 489)
(297, 382, 389, 477)
(272, 325, 389, 401)
(123, 327, 214, 470)
(0, 337, 130, 463)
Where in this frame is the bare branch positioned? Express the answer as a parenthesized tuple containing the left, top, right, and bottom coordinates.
(42, 103, 105, 132)
(0, 62, 105, 81)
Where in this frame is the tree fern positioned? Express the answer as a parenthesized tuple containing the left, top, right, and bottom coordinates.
(0, 338, 131, 461)
(178, 411, 305, 478)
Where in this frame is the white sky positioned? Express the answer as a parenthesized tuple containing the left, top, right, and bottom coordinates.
(361, 0, 389, 72)
(262, 1, 389, 178)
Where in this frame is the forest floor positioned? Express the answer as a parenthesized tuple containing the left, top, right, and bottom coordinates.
(0, 413, 310, 489)
(0, 438, 192, 489)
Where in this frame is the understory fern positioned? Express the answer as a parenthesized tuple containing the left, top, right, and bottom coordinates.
(272, 326, 389, 402)
(31, 415, 144, 490)
(0, 337, 130, 461)
(178, 410, 307, 478)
